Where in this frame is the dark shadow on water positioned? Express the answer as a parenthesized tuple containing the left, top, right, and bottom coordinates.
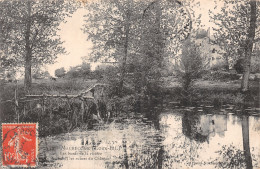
(157, 145, 164, 169)
(242, 114, 253, 169)
(144, 103, 162, 130)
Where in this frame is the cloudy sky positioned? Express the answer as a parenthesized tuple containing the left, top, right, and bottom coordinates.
(47, 0, 218, 76)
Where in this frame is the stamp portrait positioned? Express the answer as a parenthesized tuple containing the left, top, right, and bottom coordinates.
(2, 123, 38, 167)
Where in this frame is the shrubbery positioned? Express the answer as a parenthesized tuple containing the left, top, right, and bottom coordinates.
(66, 62, 91, 79)
(202, 71, 240, 82)
(234, 58, 244, 74)
(55, 67, 66, 78)
(91, 64, 117, 80)
(251, 57, 260, 73)
(210, 61, 228, 71)
(32, 69, 50, 79)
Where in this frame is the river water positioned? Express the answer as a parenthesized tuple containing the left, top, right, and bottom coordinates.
(38, 108, 260, 169)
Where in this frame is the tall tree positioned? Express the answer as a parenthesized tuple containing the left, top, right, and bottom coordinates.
(139, 0, 193, 91)
(83, 0, 193, 102)
(241, 0, 257, 92)
(210, 0, 259, 91)
(0, 0, 78, 90)
(83, 0, 145, 96)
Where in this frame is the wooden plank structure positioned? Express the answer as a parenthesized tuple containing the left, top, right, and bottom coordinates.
(24, 83, 109, 100)
(25, 94, 94, 100)
(24, 83, 110, 123)
(0, 83, 111, 124)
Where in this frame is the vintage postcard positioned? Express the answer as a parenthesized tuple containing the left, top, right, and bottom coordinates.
(0, 0, 259, 168)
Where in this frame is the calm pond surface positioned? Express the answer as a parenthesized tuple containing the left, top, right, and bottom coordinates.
(39, 108, 260, 169)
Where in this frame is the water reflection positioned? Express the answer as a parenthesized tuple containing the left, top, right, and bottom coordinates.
(39, 109, 260, 169)
(182, 113, 208, 143)
(182, 113, 228, 143)
(242, 115, 252, 169)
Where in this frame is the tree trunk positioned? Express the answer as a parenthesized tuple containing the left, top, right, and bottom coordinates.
(24, 51, 32, 90)
(241, 0, 257, 92)
(224, 53, 229, 71)
(242, 115, 253, 169)
(155, 0, 162, 60)
(24, 0, 32, 91)
(119, 0, 131, 97)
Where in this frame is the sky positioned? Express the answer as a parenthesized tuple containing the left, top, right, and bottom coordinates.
(47, 0, 218, 76)
(47, 8, 92, 76)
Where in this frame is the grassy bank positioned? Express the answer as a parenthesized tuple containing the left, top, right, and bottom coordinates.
(163, 78, 259, 108)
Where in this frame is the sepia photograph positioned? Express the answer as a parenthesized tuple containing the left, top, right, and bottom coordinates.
(0, 0, 259, 168)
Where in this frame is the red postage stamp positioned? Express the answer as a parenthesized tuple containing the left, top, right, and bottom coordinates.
(2, 123, 38, 167)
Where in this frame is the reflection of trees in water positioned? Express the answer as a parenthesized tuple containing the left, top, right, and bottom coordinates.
(215, 115, 256, 169)
(182, 112, 208, 143)
(127, 146, 164, 169)
(151, 112, 206, 168)
(105, 141, 165, 169)
(81, 111, 257, 169)
(103, 114, 166, 169)
(137, 112, 208, 168)
(122, 135, 129, 169)
(103, 113, 167, 169)
(162, 137, 206, 168)
(150, 111, 161, 130)
(215, 144, 246, 168)
(181, 112, 256, 168)
(242, 115, 253, 169)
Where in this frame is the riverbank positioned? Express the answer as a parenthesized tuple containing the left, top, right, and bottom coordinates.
(0, 77, 259, 137)
(1, 77, 259, 113)
(163, 78, 259, 109)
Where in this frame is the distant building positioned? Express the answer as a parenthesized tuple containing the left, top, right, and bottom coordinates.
(195, 28, 224, 69)
(165, 28, 225, 74)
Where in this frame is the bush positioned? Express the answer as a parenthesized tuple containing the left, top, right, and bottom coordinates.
(66, 62, 91, 79)
(91, 65, 117, 80)
(66, 67, 80, 78)
(251, 47, 260, 73)
(202, 70, 240, 82)
(210, 61, 228, 71)
(251, 58, 260, 73)
(33, 70, 50, 79)
(234, 59, 244, 74)
(55, 67, 66, 78)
